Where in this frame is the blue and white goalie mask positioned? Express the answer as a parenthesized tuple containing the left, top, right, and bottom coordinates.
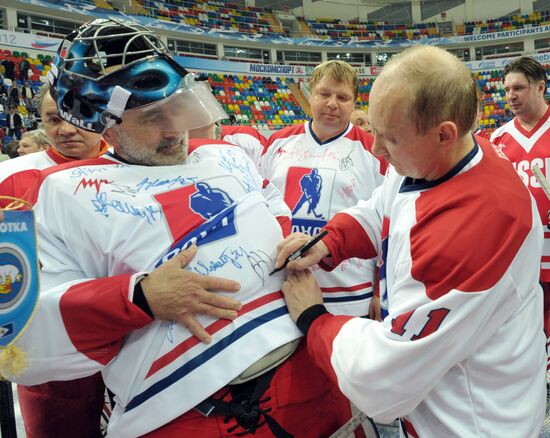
(48, 18, 227, 134)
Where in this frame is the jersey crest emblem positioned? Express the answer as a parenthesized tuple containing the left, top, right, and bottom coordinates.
(284, 167, 335, 235)
(154, 182, 237, 267)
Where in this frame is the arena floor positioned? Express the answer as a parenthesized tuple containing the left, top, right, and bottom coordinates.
(9, 382, 550, 437)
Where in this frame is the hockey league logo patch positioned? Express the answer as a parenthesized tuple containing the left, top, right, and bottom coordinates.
(154, 181, 237, 267)
(0, 210, 39, 347)
(285, 167, 335, 236)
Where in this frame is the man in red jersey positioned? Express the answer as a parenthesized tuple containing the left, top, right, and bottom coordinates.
(0, 84, 109, 207)
(490, 57, 550, 370)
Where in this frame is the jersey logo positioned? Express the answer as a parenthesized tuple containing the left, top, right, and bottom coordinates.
(284, 167, 335, 235)
(190, 182, 233, 219)
(74, 178, 112, 195)
(512, 158, 549, 189)
(154, 182, 237, 267)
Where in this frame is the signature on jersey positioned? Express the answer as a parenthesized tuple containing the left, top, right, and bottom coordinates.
(70, 166, 110, 178)
(92, 191, 161, 225)
(136, 176, 198, 192)
(339, 148, 354, 171)
(278, 145, 339, 163)
(190, 245, 272, 285)
(218, 150, 256, 193)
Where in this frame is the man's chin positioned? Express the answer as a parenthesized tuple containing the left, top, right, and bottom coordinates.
(56, 146, 88, 159)
(158, 144, 183, 155)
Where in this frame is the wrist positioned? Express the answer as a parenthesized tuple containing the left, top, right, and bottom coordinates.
(132, 274, 154, 318)
(296, 304, 328, 335)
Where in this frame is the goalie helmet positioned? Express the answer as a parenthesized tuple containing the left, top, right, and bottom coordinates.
(49, 18, 226, 133)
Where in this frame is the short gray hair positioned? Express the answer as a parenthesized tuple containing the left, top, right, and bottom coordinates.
(21, 129, 50, 149)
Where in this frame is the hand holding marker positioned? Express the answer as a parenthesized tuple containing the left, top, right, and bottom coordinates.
(269, 230, 328, 276)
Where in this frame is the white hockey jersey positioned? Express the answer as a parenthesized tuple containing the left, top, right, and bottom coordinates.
(221, 125, 267, 170)
(310, 140, 546, 437)
(14, 141, 301, 438)
(261, 121, 386, 316)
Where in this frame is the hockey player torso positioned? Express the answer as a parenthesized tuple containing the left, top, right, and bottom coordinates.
(262, 122, 385, 316)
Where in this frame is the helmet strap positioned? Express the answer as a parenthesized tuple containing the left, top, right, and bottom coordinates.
(101, 85, 131, 129)
(46, 64, 59, 86)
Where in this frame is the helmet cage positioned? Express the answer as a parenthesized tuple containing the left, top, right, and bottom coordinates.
(49, 18, 224, 133)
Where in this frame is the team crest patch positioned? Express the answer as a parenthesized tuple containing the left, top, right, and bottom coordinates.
(0, 210, 39, 347)
(154, 181, 238, 267)
(284, 167, 335, 235)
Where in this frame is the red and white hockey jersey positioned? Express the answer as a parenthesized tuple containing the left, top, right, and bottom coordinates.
(310, 140, 545, 436)
(221, 125, 267, 169)
(14, 141, 301, 438)
(261, 122, 386, 316)
(0, 141, 109, 207)
(490, 107, 550, 282)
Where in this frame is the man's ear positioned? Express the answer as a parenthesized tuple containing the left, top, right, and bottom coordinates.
(538, 80, 546, 95)
(437, 121, 458, 147)
(102, 127, 118, 147)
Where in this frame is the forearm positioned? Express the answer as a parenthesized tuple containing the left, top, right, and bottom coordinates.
(14, 273, 153, 384)
(320, 211, 377, 269)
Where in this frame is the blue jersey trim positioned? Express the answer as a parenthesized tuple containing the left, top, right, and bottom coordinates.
(125, 305, 289, 411)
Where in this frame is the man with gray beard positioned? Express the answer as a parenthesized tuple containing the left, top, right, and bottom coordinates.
(10, 18, 362, 438)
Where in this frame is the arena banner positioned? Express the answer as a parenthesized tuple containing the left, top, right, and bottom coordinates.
(4, 26, 546, 79)
(464, 52, 550, 71)
(247, 64, 307, 76)
(461, 24, 550, 43)
(0, 29, 60, 52)
(177, 57, 307, 76)
(17, 0, 550, 50)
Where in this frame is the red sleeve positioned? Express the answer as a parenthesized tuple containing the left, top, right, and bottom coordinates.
(306, 313, 353, 384)
(60, 274, 153, 365)
(320, 212, 377, 270)
(0, 169, 41, 208)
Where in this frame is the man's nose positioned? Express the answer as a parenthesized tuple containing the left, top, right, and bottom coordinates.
(58, 120, 78, 135)
(326, 95, 338, 107)
(161, 115, 185, 136)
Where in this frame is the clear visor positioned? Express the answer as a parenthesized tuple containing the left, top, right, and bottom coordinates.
(119, 78, 228, 134)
